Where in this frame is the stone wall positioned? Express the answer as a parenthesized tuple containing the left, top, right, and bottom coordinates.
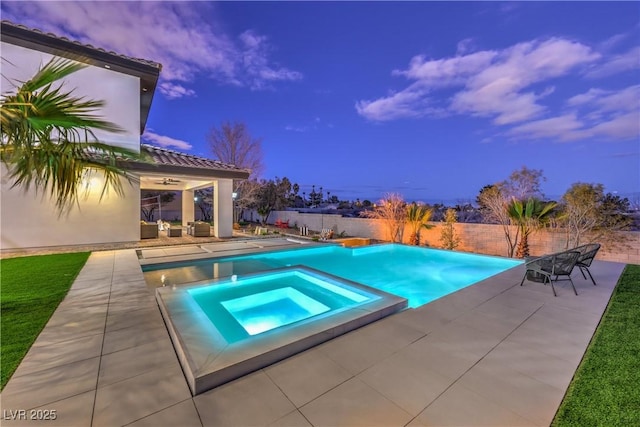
(256, 210, 639, 265)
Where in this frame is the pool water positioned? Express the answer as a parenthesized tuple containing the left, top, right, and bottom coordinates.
(155, 267, 406, 394)
(146, 244, 521, 308)
(187, 270, 379, 342)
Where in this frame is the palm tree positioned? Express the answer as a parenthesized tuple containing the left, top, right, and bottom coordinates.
(1, 57, 144, 213)
(508, 197, 557, 258)
(406, 203, 433, 246)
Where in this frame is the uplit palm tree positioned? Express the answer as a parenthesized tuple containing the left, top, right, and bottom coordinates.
(508, 197, 557, 258)
(1, 57, 144, 213)
(406, 203, 433, 246)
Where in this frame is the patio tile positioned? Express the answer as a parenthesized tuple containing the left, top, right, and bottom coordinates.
(92, 363, 191, 427)
(455, 358, 564, 425)
(13, 333, 104, 377)
(268, 410, 312, 427)
(505, 319, 593, 365)
(318, 316, 425, 375)
(58, 289, 111, 308)
(102, 323, 170, 354)
(300, 377, 412, 427)
(97, 338, 178, 387)
(357, 349, 454, 416)
(1, 357, 100, 410)
(481, 340, 577, 390)
(127, 399, 202, 427)
(399, 323, 500, 380)
(105, 305, 164, 333)
(194, 371, 295, 426)
(0, 390, 95, 427)
(265, 348, 352, 407)
(415, 381, 536, 427)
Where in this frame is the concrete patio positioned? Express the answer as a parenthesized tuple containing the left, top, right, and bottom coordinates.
(0, 241, 625, 426)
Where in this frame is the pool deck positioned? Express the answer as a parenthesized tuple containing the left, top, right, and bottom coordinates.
(1, 240, 626, 426)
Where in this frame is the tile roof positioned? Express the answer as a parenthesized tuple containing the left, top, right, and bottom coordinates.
(141, 144, 250, 174)
(1, 20, 162, 71)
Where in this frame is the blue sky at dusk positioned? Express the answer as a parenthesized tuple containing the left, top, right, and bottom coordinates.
(3, 1, 639, 204)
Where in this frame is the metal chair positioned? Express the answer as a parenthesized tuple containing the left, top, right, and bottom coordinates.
(573, 243, 601, 286)
(520, 250, 581, 296)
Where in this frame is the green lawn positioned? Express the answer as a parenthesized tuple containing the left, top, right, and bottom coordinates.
(0, 252, 90, 389)
(553, 264, 640, 426)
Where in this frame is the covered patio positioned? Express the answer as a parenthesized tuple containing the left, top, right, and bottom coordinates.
(132, 144, 250, 239)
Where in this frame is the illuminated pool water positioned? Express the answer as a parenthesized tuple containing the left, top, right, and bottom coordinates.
(146, 244, 522, 308)
(186, 269, 380, 343)
(156, 267, 406, 395)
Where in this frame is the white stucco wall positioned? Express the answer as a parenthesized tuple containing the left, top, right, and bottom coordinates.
(1, 42, 140, 152)
(1, 168, 140, 249)
(0, 41, 142, 250)
(214, 179, 234, 238)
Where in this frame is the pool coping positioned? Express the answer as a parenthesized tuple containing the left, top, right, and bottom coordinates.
(156, 266, 408, 395)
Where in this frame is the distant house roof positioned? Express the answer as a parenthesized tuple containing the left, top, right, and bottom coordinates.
(0, 20, 162, 134)
(123, 144, 251, 180)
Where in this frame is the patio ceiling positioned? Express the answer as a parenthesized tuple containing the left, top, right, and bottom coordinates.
(139, 173, 215, 192)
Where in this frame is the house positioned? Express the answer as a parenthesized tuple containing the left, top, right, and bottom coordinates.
(0, 21, 249, 251)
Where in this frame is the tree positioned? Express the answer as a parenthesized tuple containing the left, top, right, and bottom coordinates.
(360, 193, 406, 243)
(207, 121, 264, 179)
(195, 188, 213, 222)
(140, 191, 176, 222)
(502, 166, 545, 200)
(235, 179, 261, 221)
(255, 177, 294, 224)
(440, 208, 461, 250)
(207, 121, 264, 222)
(0, 57, 143, 213)
(477, 184, 518, 257)
(507, 197, 556, 258)
(406, 203, 433, 246)
(560, 183, 632, 249)
(477, 167, 547, 257)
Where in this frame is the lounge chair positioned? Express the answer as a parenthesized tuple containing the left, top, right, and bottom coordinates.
(574, 243, 601, 286)
(520, 250, 581, 296)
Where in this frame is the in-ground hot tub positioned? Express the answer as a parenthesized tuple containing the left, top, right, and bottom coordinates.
(156, 266, 407, 395)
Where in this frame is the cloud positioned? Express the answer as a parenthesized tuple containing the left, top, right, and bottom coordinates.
(284, 125, 308, 132)
(584, 47, 640, 79)
(508, 84, 640, 142)
(357, 35, 639, 143)
(238, 30, 303, 90)
(1, 1, 302, 99)
(142, 130, 192, 150)
(158, 82, 196, 100)
(358, 38, 599, 124)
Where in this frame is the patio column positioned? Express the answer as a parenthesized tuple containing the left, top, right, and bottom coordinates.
(214, 179, 233, 238)
(182, 189, 195, 226)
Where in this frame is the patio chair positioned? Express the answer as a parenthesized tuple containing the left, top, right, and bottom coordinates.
(140, 222, 158, 239)
(192, 222, 211, 237)
(574, 243, 601, 286)
(320, 228, 334, 240)
(520, 250, 581, 296)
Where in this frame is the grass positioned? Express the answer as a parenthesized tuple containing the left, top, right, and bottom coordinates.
(553, 264, 640, 426)
(0, 252, 90, 390)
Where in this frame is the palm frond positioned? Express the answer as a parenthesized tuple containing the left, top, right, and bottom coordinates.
(1, 56, 144, 213)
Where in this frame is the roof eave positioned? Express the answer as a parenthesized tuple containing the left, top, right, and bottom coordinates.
(121, 161, 251, 180)
(0, 21, 162, 134)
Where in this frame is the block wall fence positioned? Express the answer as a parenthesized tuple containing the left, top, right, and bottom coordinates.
(250, 210, 640, 265)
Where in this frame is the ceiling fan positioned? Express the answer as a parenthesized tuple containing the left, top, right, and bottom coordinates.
(154, 178, 181, 186)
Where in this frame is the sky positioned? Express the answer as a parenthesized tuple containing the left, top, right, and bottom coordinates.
(2, 1, 639, 204)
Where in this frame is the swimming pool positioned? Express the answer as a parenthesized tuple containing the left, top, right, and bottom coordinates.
(145, 243, 522, 308)
(156, 266, 406, 395)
